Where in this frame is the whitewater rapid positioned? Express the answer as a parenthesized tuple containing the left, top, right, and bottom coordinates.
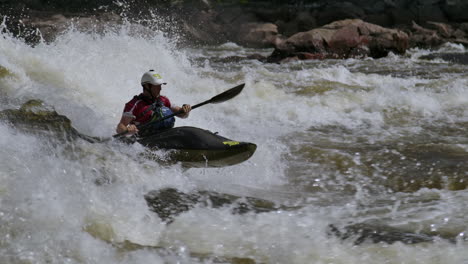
(1, 18, 468, 263)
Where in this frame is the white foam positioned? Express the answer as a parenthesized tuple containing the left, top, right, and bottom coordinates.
(1, 17, 468, 263)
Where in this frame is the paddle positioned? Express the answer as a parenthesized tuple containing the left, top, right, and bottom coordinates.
(112, 83, 245, 138)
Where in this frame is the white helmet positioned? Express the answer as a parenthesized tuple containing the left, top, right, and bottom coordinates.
(141, 70, 167, 85)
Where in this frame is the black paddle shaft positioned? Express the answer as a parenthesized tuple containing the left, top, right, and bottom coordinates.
(112, 83, 245, 138)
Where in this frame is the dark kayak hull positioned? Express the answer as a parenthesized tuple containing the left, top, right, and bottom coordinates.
(136, 126, 256, 168)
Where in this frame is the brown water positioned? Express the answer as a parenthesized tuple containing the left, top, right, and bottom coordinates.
(0, 19, 467, 263)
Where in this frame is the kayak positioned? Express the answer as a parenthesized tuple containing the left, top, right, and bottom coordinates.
(136, 126, 256, 168)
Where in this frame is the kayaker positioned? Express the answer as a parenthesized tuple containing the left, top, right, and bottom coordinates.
(116, 70, 191, 136)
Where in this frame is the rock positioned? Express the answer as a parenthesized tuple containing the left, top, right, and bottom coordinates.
(411, 20, 437, 35)
(215, 6, 259, 42)
(409, 2, 448, 24)
(0, 66, 13, 79)
(216, 5, 258, 25)
(426, 21, 453, 38)
(278, 27, 332, 53)
(236, 22, 280, 48)
(409, 32, 442, 48)
(452, 29, 466, 39)
(328, 223, 435, 245)
(276, 11, 318, 38)
(294, 52, 336, 60)
(267, 19, 409, 62)
(275, 20, 295, 38)
(5, 0, 468, 52)
(272, 52, 340, 63)
(327, 22, 369, 55)
(420, 52, 468, 65)
(19, 12, 122, 43)
(182, 10, 226, 45)
(408, 21, 444, 48)
(389, 7, 416, 25)
(179, 6, 278, 46)
(144, 187, 295, 223)
(249, 6, 290, 24)
(208, 54, 268, 63)
(460, 23, 468, 33)
(364, 13, 393, 27)
(443, 0, 468, 22)
(360, 0, 388, 13)
(145, 189, 447, 245)
(452, 38, 468, 46)
(295, 11, 318, 32)
(0, 99, 100, 143)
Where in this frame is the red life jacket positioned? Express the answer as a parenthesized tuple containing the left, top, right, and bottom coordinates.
(122, 94, 171, 125)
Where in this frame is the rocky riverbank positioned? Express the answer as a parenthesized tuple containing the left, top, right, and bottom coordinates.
(2, 0, 468, 62)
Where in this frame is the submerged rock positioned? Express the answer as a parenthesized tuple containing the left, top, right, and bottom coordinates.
(328, 223, 435, 245)
(0, 66, 13, 79)
(0, 99, 100, 143)
(235, 22, 281, 48)
(144, 187, 290, 223)
(205, 54, 268, 64)
(145, 188, 452, 245)
(420, 52, 468, 65)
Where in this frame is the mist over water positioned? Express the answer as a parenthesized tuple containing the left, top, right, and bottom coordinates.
(1, 14, 468, 263)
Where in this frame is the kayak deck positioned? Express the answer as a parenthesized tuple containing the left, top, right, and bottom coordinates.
(136, 126, 256, 168)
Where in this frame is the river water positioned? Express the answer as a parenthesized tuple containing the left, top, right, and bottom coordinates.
(0, 17, 467, 263)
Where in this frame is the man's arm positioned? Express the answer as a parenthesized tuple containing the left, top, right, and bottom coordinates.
(171, 104, 191, 118)
(116, 115, 138, 134)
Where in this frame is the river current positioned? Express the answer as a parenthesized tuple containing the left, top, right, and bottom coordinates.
(0, 18, 467, 263)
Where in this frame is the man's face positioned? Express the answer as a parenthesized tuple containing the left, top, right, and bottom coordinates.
(150, 84, 162, 96)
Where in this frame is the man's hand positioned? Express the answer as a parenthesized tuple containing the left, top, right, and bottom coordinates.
(126, 124, 139, 135)
(171, 104, 191, 118)
(182, 104, 192, 113)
